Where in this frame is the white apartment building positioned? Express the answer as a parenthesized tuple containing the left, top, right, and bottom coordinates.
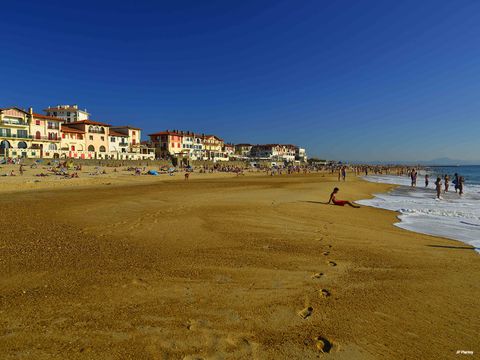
(44, 104, 90, 124)
(250, 144, 297, 162)
(192, 134, 205, 160)
(295, 147, 307, 162)
(181, 131, 195, 157)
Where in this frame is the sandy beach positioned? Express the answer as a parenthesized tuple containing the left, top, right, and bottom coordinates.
(0, 170, 478, 359)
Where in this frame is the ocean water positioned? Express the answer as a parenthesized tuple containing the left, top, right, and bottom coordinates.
(357, 166, 480, 253)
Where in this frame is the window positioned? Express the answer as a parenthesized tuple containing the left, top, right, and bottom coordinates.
(88, 145, 95, 152)
(78, 135, 83, 140)
(89, 135, 93, 140)
(111, 137, 116, 142)
(101, 136, 105, 141)
(71, 145, 75, 151)
(62, 133, 65, 139)
(67, 112, 70, 116)
(99, 145, 106, 152)
(17, 130, 28, 138)
(35, 131, 41, 139)
(35, 120, 41, 125)
(132, 131, 136, 135)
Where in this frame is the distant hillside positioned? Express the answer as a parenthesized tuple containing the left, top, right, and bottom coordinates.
(347, 158, 480, 166)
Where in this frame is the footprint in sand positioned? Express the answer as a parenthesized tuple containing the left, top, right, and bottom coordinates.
(327, 261, 337, 267)
(311, 272, 324, 279)
(319, 289, 331, 297)
(322, 251, 330, 256)
(298, 306, 313, 319)
(315, 336, 333, 353)
(131, 278, 150, 288)
(186, 319, 209, 331)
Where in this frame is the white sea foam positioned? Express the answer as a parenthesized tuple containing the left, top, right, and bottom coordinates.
(358, 175, 480, 253)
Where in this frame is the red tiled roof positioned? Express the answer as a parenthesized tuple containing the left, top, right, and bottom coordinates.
(33, 113, 63, 122)
(148, 131, 184, 137)
(68, 120, 111, 127)
(0, 106, 29, 114)
(61, 126, 85, 134)
(203, 134, 224, 141)
(109, 130, 128, 137)
(110, 125, 141, 131)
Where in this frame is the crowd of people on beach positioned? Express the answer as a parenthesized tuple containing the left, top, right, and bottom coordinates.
(409, 168, 466, 199)
(5, 156, 467, 206)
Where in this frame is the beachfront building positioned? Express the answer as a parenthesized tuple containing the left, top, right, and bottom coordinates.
(295, 147, 308, 162)
(44, 104, 90, 124)
(0, 107, 36, 158)
(148, 130, 184, 159)
(110, 126, 141, 147)
(250, 144, 297, 162)
(192, 133, 206, 160)
(180, 131, 195, 158)
(234, 143, 253, 158)
(63, 120, 110, 159)
(109, 126, 153, 160)
(30, 113, 63, 158)
(60, 125, 87, 158)
(108, 129, 129, 156)
(203, 135, 227, 161)
(250, 144, 275, 159)
(223, 143, 235, 159)
(278, 144, 297, 162)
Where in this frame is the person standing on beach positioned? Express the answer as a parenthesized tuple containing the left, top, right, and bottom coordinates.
(435, 177, 442, 199)
(341, 166, 346, 181)
(458, 176, 464, 195)
(444, 174, 449, 192)
(453, 173, 459, 193)
(425, 174, 429, 187)
(410, 169, 417, 187)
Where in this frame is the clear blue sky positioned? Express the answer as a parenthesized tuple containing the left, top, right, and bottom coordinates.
(1, 0, 480, 162)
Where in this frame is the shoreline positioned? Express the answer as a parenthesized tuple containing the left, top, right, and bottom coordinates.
(358, 174, 480, 253)
(0, 173, 478, 359)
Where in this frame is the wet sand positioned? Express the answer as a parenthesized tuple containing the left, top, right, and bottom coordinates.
(0, 173, 478, 359)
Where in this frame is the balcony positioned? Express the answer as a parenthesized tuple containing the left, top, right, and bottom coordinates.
(0, 133, 33, 139)
(33, 136, 61, 141)
(1, 120, 27, 126)
(119, 142, 128, 147)
(47, 126, 60, 130)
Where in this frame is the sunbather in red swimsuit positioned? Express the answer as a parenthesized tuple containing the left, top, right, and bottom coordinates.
(328, 188, 360, 208)
(332, 196, 348, 206)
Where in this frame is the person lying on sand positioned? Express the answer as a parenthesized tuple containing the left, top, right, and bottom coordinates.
(328, 187, 360, 208)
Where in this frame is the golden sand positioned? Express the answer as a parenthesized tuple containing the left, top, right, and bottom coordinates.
(0, 170, 478, 359)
